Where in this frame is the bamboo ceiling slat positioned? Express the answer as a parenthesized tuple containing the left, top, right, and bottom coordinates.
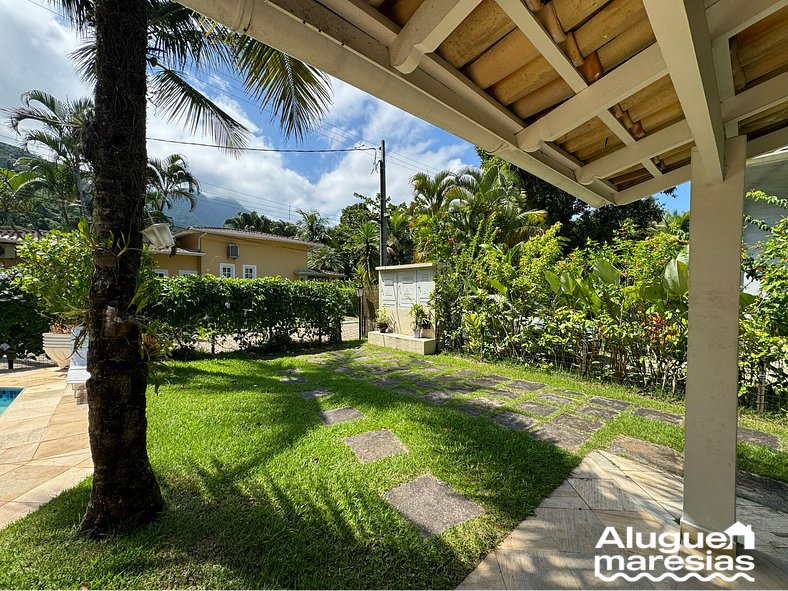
(465, 29, 539, 89)
(577, 136, 626, 162)
(658, 147, 692, 168)
(639, 102, 685, 135)
(437, 0, 516, 68)
(573, 0, 646, 57)
(562, 127, 619, 154)
(510, 77, 573, 120)
(489, 56, 559, 105)
(618, 76, 672, 114)
(555, 116, 607, 144)
(552, 0, 610, 31)
(596, 17, 654, 72)
(389, 0, 422, 25)
(739, 101, 788, 137)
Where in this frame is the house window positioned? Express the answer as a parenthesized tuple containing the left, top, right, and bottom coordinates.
(219, 263, 235, 278)
(154, 268, 169, 278)
(242, 265, 257, 279)
(178, 269, 197, 276)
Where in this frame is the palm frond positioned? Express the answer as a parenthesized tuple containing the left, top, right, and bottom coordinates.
(228, 35, 332, 141)
(149, 66, 249, 150)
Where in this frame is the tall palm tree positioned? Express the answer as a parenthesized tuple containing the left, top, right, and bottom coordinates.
(60, 0, 334, 535)
(60, 0, 332, 146)
(9, 157, 80, 228)
(308, 244, 341, 272)
(410, 169, 456, 216)
(6, 91, 94, 218)
(145, 153, 200, 216)
(224, 210, 274, 232)
(296, 208, 328, 243)
(386, 207, 414, 265)
(352, 220, 379, 283)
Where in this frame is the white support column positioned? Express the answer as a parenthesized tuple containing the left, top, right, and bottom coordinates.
(682, 135, 746, 536)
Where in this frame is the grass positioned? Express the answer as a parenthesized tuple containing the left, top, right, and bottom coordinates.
(0, 342, 786, 589)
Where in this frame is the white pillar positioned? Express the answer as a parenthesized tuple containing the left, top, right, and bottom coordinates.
(682, 135, 746, 535)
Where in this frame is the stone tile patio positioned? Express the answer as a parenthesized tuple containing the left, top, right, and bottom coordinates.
(458, 451, 788, 590)
(0, 367, 91, 529)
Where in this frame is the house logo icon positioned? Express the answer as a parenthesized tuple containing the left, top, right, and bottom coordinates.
(724, 522, 755, 550)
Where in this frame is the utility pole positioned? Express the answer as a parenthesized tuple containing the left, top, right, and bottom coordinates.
(379, 140, 388, 267)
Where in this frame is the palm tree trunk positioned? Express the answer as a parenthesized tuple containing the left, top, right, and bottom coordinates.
(80, 0, 163, 536)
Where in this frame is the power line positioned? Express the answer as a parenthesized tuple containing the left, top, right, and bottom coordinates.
(147, 137, 376, 155)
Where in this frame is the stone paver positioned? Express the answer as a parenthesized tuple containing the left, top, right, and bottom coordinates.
(607, 435, 683, 475)
(384, 474, 484, 537)
(632, 407, 683, 425)
(530, 423, 590, 451)
(514, 400, 557, 417)
(491, 411, 536, 432)
(393, 387, 417, 397)
(371, 376, 401, 388)
(588, 396, 631, 410)
(343, 429, 407, 463)
(507, 380, 546, 392)
(298, 389, 331, 399)
(467, 376, 506, 389)
(553, 413, 604, 433)
(317, 406, 366, 425)
(458, 450, 788, 590)
(0, 367, 90, 529)
(279, 375, 306, 384)
(420, 391, 454, 405)
(456, 397, 506, 416)
(576, 404, 620, 420)
(738, 426, 781, 449)
(553, 388, 586, 397)
(536, 393, 575, 406)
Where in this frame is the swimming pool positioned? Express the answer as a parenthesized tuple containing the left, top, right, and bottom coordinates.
(0, 387, 23, 415)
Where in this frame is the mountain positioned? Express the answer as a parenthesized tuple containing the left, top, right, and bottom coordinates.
(166, 193, 259, 228)
(0, 141, 26, 169)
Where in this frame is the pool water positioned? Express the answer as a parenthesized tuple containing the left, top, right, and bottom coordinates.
(0, 387, 23, 415)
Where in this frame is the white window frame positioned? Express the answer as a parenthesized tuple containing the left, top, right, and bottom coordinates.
(242, 264, 257, 279)
(154, 268, 169, 278)
(178, 269, 197, 276)
(219, 263, 236, 278)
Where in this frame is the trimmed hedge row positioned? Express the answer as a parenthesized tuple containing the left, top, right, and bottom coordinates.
(149, 274, 349, 347)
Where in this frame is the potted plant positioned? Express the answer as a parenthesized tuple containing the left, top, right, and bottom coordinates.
(14, 230, 92, 368)
(376, 306, 390, 333)
(410, 303, 431, 338)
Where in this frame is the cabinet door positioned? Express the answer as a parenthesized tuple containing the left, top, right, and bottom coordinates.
(381, 273, 397, 307)
(397, 271, 416, 307)
(416, 270, 433, 304)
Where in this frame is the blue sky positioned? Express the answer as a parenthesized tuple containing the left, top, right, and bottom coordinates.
(1, 0, 688, 225)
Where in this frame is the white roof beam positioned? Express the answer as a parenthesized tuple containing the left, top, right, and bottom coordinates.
(515, 44, 666, 151)
(576, 120, 692, 184)
(707, 0, 787, 40)
(389, 0, 481, 73)
(721, 71, 788, 126)
(615, 165, 691, 205)
(644, 0, 725, 184)
(746, 127, 788, 159)
(495, 0, 587, 92)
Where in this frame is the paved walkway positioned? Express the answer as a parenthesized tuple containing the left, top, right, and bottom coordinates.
(0, 367, 91, 529)
(458, 450, 788, 590)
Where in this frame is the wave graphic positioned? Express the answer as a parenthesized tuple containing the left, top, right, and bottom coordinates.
(595, 571, 755, 583)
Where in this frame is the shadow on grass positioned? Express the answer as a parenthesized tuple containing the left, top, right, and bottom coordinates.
(0, 351, 578, 590)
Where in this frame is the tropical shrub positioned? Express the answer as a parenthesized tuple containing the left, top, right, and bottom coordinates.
(0, 269, 50, 368)
(148, 274, 345, 348)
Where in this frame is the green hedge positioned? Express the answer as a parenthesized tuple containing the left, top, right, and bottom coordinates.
(0, 269, 50, 368)
(149, 274, 346, 347)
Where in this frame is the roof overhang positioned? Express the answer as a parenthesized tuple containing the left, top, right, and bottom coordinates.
(178, 0, 788, 208)
(175, 227, 318, 247)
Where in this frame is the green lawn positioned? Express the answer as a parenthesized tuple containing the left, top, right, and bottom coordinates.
(0, 343, 785, 589)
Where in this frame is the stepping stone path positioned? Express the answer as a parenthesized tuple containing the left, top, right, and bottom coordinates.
(280, 375, 306, 384)
(553, 413, 603, 433)
(537, 393, 575, 406)
(371, 377, 401, 388)
(383, 475, 484, 537)
(493, 389, 522, 400)
(530, 424, 590, 451)
(738, 426, 781, 449)
(277, 368, 303, 375)
(588, 396, 631, 410)
(608, 435, 683, 475)
(343, 429, 407, 463)
(318, 406, 366, 425)
(420, 391, 454, 405)
(508, 380, 546, 392)
(299, 389, 331, 399)
(492, 411, 536, 432)
(553, 388, 586, 397)
(467, 376, 506, 389)
(393, 387, 417, 397)
(576, 404, 620, 420)
(455, 397, 506, 416)
(632, 407, 683, 425)
(515, 400, 557, 417)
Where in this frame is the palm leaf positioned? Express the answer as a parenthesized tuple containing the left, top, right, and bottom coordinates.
(149, 66, 248, 150)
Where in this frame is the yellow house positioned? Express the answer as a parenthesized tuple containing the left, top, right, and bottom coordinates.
(150, 226, 319, 280)
(0, 229, 43, 269)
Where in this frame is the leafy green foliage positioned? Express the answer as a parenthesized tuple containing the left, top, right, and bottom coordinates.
(14, 229, 92, 327)
(148, 274, 348, 348)
(0, 269, 50, 366)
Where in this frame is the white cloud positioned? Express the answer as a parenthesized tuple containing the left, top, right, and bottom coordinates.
(0, 2, 477, 225)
